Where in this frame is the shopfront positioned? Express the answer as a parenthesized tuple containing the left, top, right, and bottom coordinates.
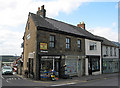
(64, 55, 84, 77)
(103, 58, 119, 73)
(39, 55, 61, 80)
(87, 56, 100, 75)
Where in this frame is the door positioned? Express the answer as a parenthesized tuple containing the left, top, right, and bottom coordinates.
(28, 58, 34, 78)
(88, 58, 92, 75)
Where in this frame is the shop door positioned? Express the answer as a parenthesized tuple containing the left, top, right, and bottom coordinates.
(29, 58, 34, 77)
(88, 58, 92, 75)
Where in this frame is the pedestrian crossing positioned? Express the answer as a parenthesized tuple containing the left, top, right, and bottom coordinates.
(1, 75, 23, 81)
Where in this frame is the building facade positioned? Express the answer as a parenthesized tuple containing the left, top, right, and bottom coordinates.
(96, 36, 119, 74)
(23, 5, 102, 80)
(85, 39, 102, 75)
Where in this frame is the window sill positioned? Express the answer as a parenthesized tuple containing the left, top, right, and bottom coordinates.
(65, 49, 71, 51)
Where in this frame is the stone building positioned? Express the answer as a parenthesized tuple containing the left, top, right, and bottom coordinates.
(23, 5, 102, 80)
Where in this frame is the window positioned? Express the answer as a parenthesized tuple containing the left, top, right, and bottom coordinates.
(49, 35, 55, 48)
(89, 42, 97, 50)
(77, 39, 81, 49)
(114, 48, 116, 56)
(66, 37, 70, 49)
(110, 47, 112, 56)
(27, 33, 30, 40)
(106, 46, 108, 56)
(92, 58, 100, 71)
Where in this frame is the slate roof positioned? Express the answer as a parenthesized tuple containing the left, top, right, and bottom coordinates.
(112, 41, 120, 48)
(45, 17, 100, 41)
(95, 35, 118, 47)
(30, 12, 101, 41)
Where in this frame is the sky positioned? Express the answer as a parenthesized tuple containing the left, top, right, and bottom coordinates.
(0, 0, 119, 56)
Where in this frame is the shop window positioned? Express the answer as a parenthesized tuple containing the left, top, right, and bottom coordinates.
(92, 58, 100, 72)
(103, 61, 107, 71)
(77, 39, 81, 49)
(89, 42, 97, 50)
(66, 37, 70, 49)
(49, 35, 55, 48)
(65, 59, 77, 74)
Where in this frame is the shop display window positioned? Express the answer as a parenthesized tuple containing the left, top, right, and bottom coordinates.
(92, 58, 100, 72)
(40, 58, 59, 80)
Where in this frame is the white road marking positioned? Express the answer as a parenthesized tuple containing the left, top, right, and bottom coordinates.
(67, 82, 76, 85)
(8, 78, 11, 80)
(6, 80, 9, 82)
(51, 82, 76, 86)
(1, 76, 4, 79)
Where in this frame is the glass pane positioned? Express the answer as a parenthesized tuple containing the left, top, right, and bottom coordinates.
(78, 40, 80, 44)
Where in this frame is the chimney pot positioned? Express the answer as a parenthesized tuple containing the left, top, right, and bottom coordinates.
(36, 5, 46, 18)
(82, 21, 84, 24)
(77, 21, 85, 30)
(41, 5, 44, 10)
(38, 7, 40, 11)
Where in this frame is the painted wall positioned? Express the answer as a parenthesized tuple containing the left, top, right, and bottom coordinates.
(85, 39, 101, 56)
(85, 39, 102, 75)
(102, 45, 119, 58)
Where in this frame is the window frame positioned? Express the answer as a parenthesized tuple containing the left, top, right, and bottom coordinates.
(110, 47, 112, 56)
(77, 39, 81, 49)
(89, 42, 97, 50)
(66, 37, 71, 49)
(106, 46, 108, 56)
(114, 48, 116, 56)
(49, 35, 55, 48)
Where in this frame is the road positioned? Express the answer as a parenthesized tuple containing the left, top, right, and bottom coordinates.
(1, 74, 119, 88)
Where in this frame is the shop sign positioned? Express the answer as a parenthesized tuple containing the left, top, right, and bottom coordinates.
(28, 53, 34, 58)
(41, 56, 60, 59)
(40, 43, 47, 50)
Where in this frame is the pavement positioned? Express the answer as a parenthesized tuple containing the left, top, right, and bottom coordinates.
(15, 72, 119, 86)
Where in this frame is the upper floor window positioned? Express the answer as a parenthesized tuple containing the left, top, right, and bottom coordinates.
(66, 37, 70, 49)
(49, 35, 55, 48)
(114, 48, 116, 56)
(89, 42, 97, 50)
(106, 46, 108, 56)
(27, 33, 30, 40)
(77, 39, 81, 49)
(110, 47, 112, 56)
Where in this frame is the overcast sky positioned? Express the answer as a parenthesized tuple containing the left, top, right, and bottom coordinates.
(0, 0, 119, 56)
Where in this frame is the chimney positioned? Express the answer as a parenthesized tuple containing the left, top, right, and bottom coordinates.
(37, 5, 46, 18)
(77, 21, 85, 30)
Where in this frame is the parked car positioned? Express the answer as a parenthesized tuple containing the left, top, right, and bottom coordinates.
(2, 66, 13, 75)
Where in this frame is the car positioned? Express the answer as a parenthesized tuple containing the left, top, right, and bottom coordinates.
(2, 66, 13, 75)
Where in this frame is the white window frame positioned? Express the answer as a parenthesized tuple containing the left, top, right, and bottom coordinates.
(89, 42, 97, 50)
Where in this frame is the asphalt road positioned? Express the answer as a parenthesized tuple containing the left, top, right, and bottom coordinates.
(1, 74, 119, 88)
(70, 77, 118, 86)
